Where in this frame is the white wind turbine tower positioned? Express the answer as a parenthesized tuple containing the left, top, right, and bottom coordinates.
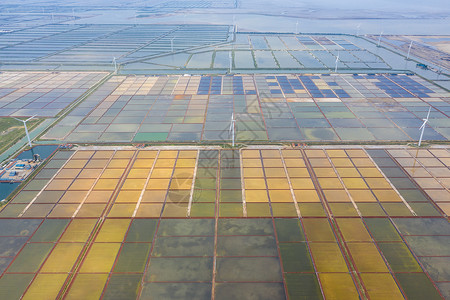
(229, 51, 233, 73)
(113, 57, 117, 73)
(407, 41, 413, 60)
(230, 113, 236, 147)
(356, 24, 361, 36)
(295, 20, 299, 34)
(418, 107, 431, 147)
(334, 52, 340, 73)
(13, 115, 36, 148)
(377, 31, 383, 47)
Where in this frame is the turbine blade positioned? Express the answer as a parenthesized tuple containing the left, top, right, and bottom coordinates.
(419, 120, 428, 130)
(25, 114, 37, 122)
(425, 106, 431, 120)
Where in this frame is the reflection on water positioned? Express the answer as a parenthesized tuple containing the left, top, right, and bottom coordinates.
(0, 182, 20, 201)
(15, 145, 58, 161)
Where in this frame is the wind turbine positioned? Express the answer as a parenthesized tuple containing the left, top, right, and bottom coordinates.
(334, 52, 340, 73)
(406, 41, 413, 60)
(171, 37, 175, 52)
(377, 31, 383, 47)
(13, 115, 36, 148)
(295, 20, 299, 34)
(229, 51, 232, 73)
(112, 57, 117, 73)
(230, 113, 236, 147)
(356, 24, 361, 36)
(418, 107, 431, 147)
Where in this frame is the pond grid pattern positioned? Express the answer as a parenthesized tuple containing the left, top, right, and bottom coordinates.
(0, 148, 448, 299)
(0, 72, 106, 117)
(124, 34, 392, 72)
(0, 24, 230, 65)
(43, 74, 450, 143)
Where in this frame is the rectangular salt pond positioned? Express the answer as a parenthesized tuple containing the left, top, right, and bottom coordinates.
(249, 36, 270, 50)
(186, 52, 214, 69)
(234, 51, 255, 68)
(0, 147, 448, 299)
(254, 51, 279, 68)
(273, 51, 303, 68)
(213, 51, 232, 68)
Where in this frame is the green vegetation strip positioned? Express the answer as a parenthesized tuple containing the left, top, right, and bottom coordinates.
(0, 118, 44, 155)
